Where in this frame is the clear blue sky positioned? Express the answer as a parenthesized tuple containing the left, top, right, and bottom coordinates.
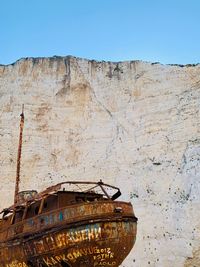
(0, 0, 200, 65)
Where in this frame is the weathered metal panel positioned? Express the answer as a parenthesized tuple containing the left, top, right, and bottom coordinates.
(1, 106, 137, 266)
(1, 220, 136, 267)
(0, 181, 137, 267)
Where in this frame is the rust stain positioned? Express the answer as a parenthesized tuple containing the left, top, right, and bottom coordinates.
(14, 106, 24, 204)
(184, 246, 200, 267)
(1, 111, 137, 267)
(0, 181, 137, 267)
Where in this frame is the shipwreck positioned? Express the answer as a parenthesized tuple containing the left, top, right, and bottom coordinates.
(0, 108, 137, 267)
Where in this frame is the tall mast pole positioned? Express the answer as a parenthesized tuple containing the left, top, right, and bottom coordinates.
(14, 105, 24, 205)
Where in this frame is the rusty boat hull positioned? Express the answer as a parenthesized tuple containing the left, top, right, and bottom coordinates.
(1, 111, 138, 267)
(0, 200, 137, 267)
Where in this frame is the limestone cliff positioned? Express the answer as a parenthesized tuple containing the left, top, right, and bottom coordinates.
(0, 56, 200, 267)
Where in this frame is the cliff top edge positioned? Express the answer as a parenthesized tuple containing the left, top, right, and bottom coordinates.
(0, 55, 199, 68)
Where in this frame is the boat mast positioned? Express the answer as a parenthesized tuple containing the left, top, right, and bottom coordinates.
(14, 105, 24, 205)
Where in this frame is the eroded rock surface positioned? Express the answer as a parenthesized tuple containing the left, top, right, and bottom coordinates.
(0, 56, 200, 267)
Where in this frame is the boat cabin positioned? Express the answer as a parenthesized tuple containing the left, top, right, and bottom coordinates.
(0, 181, 121, 225)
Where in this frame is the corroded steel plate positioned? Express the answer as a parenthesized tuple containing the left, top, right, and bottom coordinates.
(1, 220, 136, 267)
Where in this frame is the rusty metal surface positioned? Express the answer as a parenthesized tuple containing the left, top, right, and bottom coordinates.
(0, 181, 137, 267)
(1, 110, 137, 266)
(2, 181, 122, 212)
(14, 106, 24, 205)
(0, 220, 136, 267)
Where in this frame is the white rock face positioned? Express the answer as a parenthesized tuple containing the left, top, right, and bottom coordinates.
(0, 56, 200, 267)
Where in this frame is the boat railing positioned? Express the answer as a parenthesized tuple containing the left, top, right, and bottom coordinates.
(0, 180, 121, 219)
(39, 180, 121, 200)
